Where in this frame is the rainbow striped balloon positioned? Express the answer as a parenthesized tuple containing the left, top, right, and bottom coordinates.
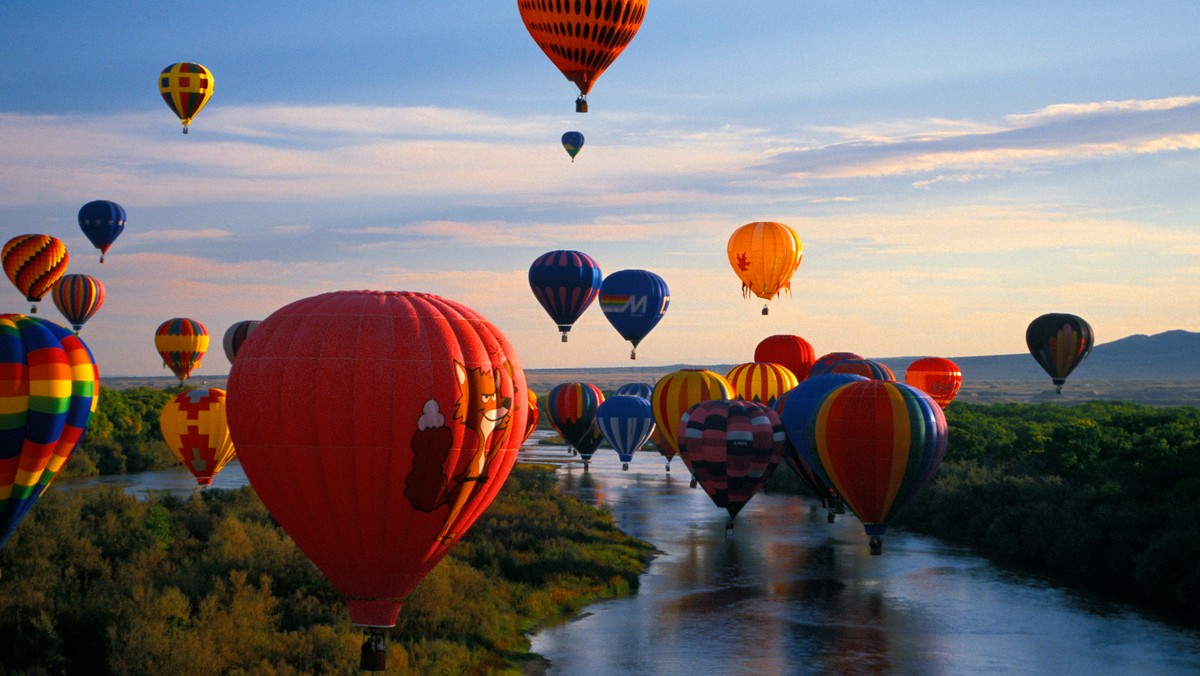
(0, 314, 99, 548)
(51, 274, 105, 332)
(154, 317, 209, 381)
(811, 380, 947, 554)
(2, 234, 69, 313)
(725, 361, 799, 406)
(546, 382, 604, 458)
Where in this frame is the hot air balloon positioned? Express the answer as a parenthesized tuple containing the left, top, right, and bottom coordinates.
(154, 318, 209, 381)
(51, 274, 105, 333)
(159, 62, 214, 133)
(226, 290, 528, 669)
(546, 382, 605, 469)
(0, 314, 99, 549)
(726, 361, 799, 406)
(727, 221, 803, 315)
(776, 374, 868, 521)
(905, 357, 962, 407)
(811, 380, 948, 554)
(3, 235, 69, 314)
(523, 390, 540, 444)
(615, 382, 654, 400)
(562, 131, 585, 161)
(596, 394, 655, 471)
(529, 250, 603, 342)
(808, 352, 863, 378)
(77, 200, 126, 263)
(1026, 313, 1094, 394)
(517, 0, 649, 112)
(755, 334, 816, 381)
(651, 369, 734, 473)
(159, 388, 236, 487)
(678, 400, 786, 531)
(599, 269, 669, 359)
(222, 320, 260, 363)
(820, 358, 895, 381)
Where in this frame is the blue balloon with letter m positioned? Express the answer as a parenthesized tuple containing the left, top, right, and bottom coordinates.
(598, 269, 669, 360)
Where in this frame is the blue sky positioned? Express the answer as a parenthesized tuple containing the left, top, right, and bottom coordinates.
(3, 2, 1199, 377)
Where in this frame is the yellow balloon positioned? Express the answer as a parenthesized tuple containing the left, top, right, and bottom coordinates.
(158, 62, 214, 133)
(727, 221, 803, 314)
(159, 388, 236, 486)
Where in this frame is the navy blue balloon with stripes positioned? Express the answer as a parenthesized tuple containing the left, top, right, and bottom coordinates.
(595, 394, 656, 471)
(528, 250, 603, 342)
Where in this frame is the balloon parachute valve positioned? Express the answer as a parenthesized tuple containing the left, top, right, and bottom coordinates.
(869, 536, 883, 555)
(359, 628, 387, 672)
(575, 96, 588, 113)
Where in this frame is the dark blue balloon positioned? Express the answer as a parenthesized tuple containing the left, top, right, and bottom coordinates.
(561, 131, 585, 160)
(77, 200, 126, 263)
(777, 374, 869, 489)
(595, 394, 655, 469)
(598, 269, 669, 360)
(615, 382, 654, 400)
(529, 250, 603, 341)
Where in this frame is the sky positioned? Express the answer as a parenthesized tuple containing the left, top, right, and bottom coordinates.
(3, 1, 1199, 377)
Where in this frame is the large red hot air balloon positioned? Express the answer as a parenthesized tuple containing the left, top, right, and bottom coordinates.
(517, 0, 649, 112)
(225, 290, 528, 669)
(754, 334, 816, 381)
(905, 357, 962, 407)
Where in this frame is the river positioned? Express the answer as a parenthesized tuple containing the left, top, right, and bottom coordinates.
(58, 447, 1200, 675)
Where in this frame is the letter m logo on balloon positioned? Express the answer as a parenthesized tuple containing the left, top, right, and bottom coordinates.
(600, 294, 647, 314)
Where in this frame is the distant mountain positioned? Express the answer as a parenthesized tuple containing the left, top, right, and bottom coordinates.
(878, 329, 1200, 381)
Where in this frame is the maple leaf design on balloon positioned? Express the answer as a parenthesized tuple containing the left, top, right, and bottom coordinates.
(736, 252, 751, 272)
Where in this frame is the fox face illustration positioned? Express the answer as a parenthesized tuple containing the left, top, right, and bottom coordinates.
(453, 361, 512, 445)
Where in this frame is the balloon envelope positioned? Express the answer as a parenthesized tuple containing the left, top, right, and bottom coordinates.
(222, 320, 260, 363)
(561, 131, 585, 160)
(154, 318, 209, 381)
(159, 62, 214, 132)
(905, 357, 962, 407)
(77, 200, 126, 262)
(598, 269, 669, 359)
(678, 400, 786, 523)
(226, 290, 528, 627)
(727, 221, 803, 313)
(726, 361, 799, 406)
(777, 374, 869, 491)
(808, 352, 864, 378)
(821, 358, 895, 382)
(651, 369, 734, 460)
(1026, 313, 1094, 393)
(159, 388, 236, 486)
(595, 395, 655, 467)
(754, 334, 816, 381)
(546, 382, 604, 454)
(615, 382, 654, 400)
(3, 235, 69, 312)
(51, 274, 105, 332)
(0, 314, 99, 548)
(528, 250, 602, 341)
(523, 390, 540, 444)
(517, 0, 649, 107)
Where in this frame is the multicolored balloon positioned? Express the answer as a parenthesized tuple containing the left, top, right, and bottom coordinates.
(562, 131, 585, 161)
(222, 320, 260, 363)
(0, 314, 99, 549)
(595, 394, 655, 471)
(1026, 313, 1094, 394)
(754, 334, 816, 381)
(615, 382, 654, 400)
(811, 380, 948, 554)
(529, 250, 603, 342)
(546, 382, 605, 468)
(725, 361, 799, 406)
(776, 374, 869, 516)
(226, 290, 528, 665)
(819, 358, 895, 381)
(598, 269, 669, 359)
(808, 352, 863, 378)
(159, 388, 236, 487)
(154, 318, 209, 381)
(77, 200, 126, 263)
(159, 62, 214, 133)
(3, 234, 69, 314)
(905, 357, 963, 407)
(523, 390, 540, 444)
(772, 387, 838, 513)
(678, 399, 786, 530)
(517, 0, 649, 112)
(727, 221, 803, 315)
(650, 369, 735, 469)
(51, 274, 105, 332)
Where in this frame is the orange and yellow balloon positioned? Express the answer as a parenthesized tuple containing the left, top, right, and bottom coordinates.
(154, 318, 209, 381)
(650, 369, 735, 462)
(517, 0, 649, 112)
(159, 62, 214, 133)
(159, 388, 236, 486)
(3, 235, 69, 314)
(725, 362, 799, 407)
(727, 221, 802, 315)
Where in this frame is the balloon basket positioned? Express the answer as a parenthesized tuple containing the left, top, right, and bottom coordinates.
(622, 463, 629, 471)
(575, 96, 588, 113)
(869, 536, 883, 556)
(762, 305, 769, 315)
(826, 512, 835, 524)
(359, 628, 387, 671)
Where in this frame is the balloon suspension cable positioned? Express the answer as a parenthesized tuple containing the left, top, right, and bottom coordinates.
(360, 627, 388, 671)
(725, 518, 735, 535)
(869, 536, 883, 556)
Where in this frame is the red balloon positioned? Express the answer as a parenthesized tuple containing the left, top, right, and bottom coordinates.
(226, 290, 528, 629)
(905, 357, 962, 407)
(754, 334, 815, 380)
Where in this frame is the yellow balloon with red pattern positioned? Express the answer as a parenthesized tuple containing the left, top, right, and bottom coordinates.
(159, 388, 236, 486)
